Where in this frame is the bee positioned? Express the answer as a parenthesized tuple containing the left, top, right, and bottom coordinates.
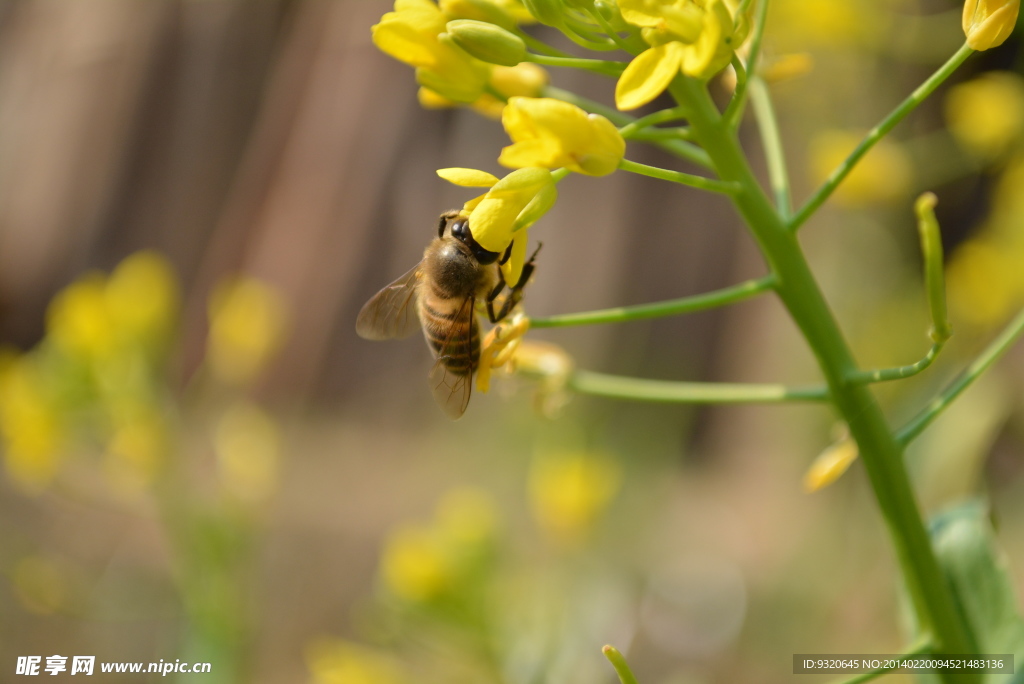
(356, 210, 539, 419)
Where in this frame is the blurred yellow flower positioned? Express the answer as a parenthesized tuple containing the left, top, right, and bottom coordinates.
(508, 339, 574, 417)
(215, 401, 280, 503)
(47, 274, 115, 361)
(500, 97, 625, 176)
(529, 451, 619, 545)
(105, 251, 179, 350)
(0, 356, 62, 493)
(803, 438, 858, 492)
(12, 556, 66, 615)
(946, 72, 1024, 161)
(437, 166, 555, 285)
(379, 487, 499, 602)
(769, 0, 873, 49)
(810, 130, 912, 205)
(947, 239, 1024, 328)
(306, 638, 406, 684)
(380, 522, 452, 601)
(206, 277, 288, 385)
(963, 0, 1020, 50)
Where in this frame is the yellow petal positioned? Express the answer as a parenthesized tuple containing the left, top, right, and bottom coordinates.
(501, 230, 530, 286)
(488, 166, 553, 195)
(963, 0, 1020, 50)
(372, 17, 440, 68)
(469, 197, 520, 251)
(615, 43, 683, 110)
(803, 439, 859, 493)
(499, 138, 563, 169)
(437, 167, 501, 186)
(617, 0, 665, 27)
(576, 114, 627, 176)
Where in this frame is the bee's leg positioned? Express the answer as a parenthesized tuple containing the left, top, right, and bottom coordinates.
(492, 243, 542, 322)
(486, 268, 507, 324)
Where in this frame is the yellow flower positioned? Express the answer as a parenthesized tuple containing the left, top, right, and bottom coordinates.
(105, 251, 179, 351)
(946, 72, 1024, 160)
(529, 451, 619, 545)
(47, 274, 115, 361)
(809, 130, 912, 206)
(381, 523, 452, 601)
(615, 0, 746, 110)
(418, 62, 549, 118)
(206, 277, 288, 385)
(437, 166, 556, 285)
(372, 0, 490, 102)
(306, 638, 406, 684)
(963, 0, 1019, 50)
(803, 438, 858, 492)
(500, 97, 625, 176)
(0, 355, 62, 493)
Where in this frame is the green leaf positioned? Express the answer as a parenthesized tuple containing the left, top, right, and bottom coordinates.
(930, 500, 1024, 683)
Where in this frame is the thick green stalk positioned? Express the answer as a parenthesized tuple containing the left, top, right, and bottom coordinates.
(669, 76, 977, 682)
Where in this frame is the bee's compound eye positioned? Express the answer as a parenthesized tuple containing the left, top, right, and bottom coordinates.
(450, 218, 470, 241)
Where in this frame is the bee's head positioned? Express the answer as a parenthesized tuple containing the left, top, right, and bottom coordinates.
(447, 216, 501, 265)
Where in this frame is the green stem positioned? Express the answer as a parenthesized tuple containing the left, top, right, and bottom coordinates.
(748, 76, 792, 218)
(668, 74, 977, 681)
(603, 646, 640, 684)
(825, 639, 933, 684)
(526, 53, 626, 76)
(619, 158, 741, 194)
(569, 369, 829, 403)
(585, 7, 640, 53)
(789, 43, 974, 232)
(530, 275, 775, 327)
(617, 107, 687, 137)
(724, 0, 769, 129)
(543, 86, 714, 169)
(897, 306, 1024, 445)
(517, 30, 572, 57)
(848, 342, 944, 384)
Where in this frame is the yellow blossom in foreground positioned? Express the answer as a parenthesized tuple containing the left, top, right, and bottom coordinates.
(963, 0, 1020, 50)
(306, 638, 406, 684)
(529, 451, 620, 545)
(372, 0, 490, 102)
(810, 130, 912, 206)
(946, 72, 1024, 160)
(380, 523, 451, 601)
(0, 356, 62, 493)
(105, 251, 179, 350)
(508, 339, 574, 417)
(803, 439, 859, 492)
(207, 277, 288, 385)
(500, 97, 625, 176)
(947, 239, 1024, 328)
(615, 0, 747, 110)
(47, 274, 114, 361)
(437, 166, 555, 285)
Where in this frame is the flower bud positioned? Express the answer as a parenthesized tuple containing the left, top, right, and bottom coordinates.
(521, 0, 566, 27)
(446, 19, 526, 66)
(963, 0, 1020, 50)
(440, 0, 517, 31)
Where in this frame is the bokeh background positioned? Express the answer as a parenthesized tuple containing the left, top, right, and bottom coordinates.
(0, 0, 1022, 682)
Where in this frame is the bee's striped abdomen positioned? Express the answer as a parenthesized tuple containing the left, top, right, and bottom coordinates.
(419, 298, 480, 376)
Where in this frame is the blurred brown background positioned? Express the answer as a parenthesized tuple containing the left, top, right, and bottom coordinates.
(0, 1, 1022, 683)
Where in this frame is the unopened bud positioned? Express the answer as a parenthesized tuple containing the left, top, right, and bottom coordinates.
(440, 0, 517, 31)
(447, 19, 526, 66)
(521, 0, 566, 27)
(963, 0, 1020, 50)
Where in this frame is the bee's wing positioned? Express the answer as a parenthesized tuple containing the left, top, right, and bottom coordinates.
(355, 263, 423, 340)
(427, 295, 477, 420)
